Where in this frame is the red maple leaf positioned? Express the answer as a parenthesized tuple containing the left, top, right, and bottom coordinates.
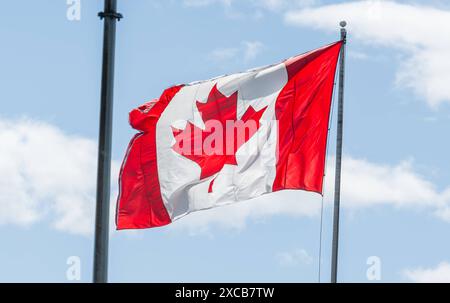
(172, 84, 267, 192)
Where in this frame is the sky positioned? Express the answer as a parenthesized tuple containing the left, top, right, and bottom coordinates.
(1, 0, 450, 282)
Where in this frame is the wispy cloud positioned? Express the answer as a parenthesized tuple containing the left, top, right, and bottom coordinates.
(183, 0, 318, 18)
(284, 0, 450, 108)
(276, 248, 313, 267)
(183, 0, 232, 8)
(208, 40, 265, 64)
(182, 0, 242, 18)
(403, 262, 450, 282)
(257, 0, 318, 12)
(242, 41, 264, 62)
(348, 50, 369, 60)
(183, 0, 317, 10)
(209, 47, 240, 62)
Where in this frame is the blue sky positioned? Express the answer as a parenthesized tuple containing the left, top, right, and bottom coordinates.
(1, 0, 450, 282)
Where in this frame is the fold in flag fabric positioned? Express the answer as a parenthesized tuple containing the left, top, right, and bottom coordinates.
(116, 41, 342, 229)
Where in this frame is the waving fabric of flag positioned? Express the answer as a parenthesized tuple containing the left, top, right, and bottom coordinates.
(116, 41, 342, 229)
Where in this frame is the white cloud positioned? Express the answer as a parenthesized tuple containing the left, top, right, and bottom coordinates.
(435, 205, 450, 222)
(326, 156, 450, 224)
(348, 50, 369, 60)
(0, 117, 119, 236)
(327, 156, 450, 210)
(183, 0, 241, 18)
(183, 0, 317, 17)
(243, 41, 264, 62)
(276, 248, 313, 266)
(183, 0, 232, 8)
(209, 41, 265, 64)
(285, 0, 450, 108)
(255, 0, 318, 12)
(209, 47, 240, 62)
(183, 0, 214, 7)
(403, 262, 450, 283)
(183, 0, 317, 9)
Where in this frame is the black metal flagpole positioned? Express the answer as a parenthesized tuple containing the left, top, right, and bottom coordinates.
(331, 21, 347, 284)
(93, 0, 122, 283)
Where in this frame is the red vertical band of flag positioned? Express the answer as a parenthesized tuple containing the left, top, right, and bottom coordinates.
(116, 85, 183, 229)
(273, 42, 342, 194)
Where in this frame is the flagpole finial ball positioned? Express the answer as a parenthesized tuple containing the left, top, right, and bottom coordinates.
(339, 21, 347, 28)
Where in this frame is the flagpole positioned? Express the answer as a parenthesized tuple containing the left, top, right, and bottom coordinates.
(93, 0, 122, 283)
(331, 21, 347, 284)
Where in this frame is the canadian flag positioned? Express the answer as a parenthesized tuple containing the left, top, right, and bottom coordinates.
(116, 41, 342, 229)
